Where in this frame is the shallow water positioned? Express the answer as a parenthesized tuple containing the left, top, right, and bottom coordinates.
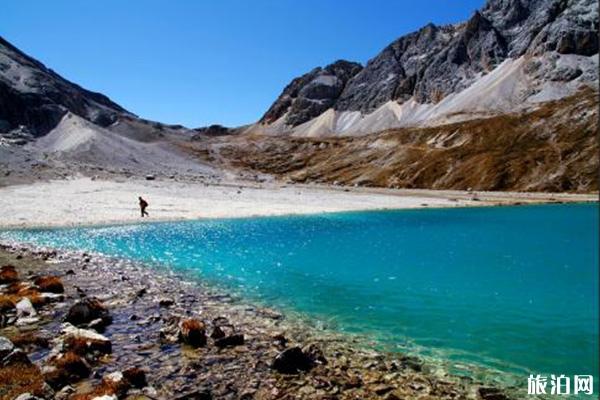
(3, 204, 598, 390)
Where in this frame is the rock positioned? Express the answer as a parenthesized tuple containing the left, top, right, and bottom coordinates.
(44, 351, 91, 389)
(64, 297, 111, 328)
(34, 275, 64, 293)
(478, 387, 511, 400)
(14, 394, 43, 400)
(39, 292, 65, 303)
(210, 325, 225, 339)
(272, 346, 314, 374)
(260, 60, 363, 126)
(0, 335, 30, 366)
(90, 396, 118, 400)
(60, 323, 112, 355)
(372, 384, 394, 395)
(214, 333, 244, 348)
(179, 319, 207, 347)
(16, 297, 37, 318)
(173, 388, 212, 400)
(258, 0, 599, 135)
(301, 343, 327, 365)
(123, 367, 147, 388)
(158, 297, 174, 307)
(101, 371, 131, 397)
(55, 386, 76, 400)
(0, 295, 16, 312)
(0, 37, 128, 137)
(0, 265, 18, 283)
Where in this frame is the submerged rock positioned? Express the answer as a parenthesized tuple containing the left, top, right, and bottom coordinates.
(64, 297, 111, 328)
(272, 346, 314, 374)
(123, 367, 147, 388)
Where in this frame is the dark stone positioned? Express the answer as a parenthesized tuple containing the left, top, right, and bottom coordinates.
(214, 333, 244, 348)
(272, 346, 314, 374)
(210, 325, 225, 340)
(173, 388, 212, 400)
(478, 387, 511, 400)
(123, 367, 147, 388)
(64, 297, 111, 328)
(0, 36, 131, 137)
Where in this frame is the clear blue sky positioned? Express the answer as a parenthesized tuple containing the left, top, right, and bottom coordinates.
(1, 1, 483, 128)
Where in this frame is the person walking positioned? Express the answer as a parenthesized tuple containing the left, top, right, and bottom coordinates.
(139, 196, 149, 217)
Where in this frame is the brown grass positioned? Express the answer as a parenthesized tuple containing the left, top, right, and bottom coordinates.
(0, 363, 45, 400)
(188, 88, 599, 193)
(5, 331, 50, 350)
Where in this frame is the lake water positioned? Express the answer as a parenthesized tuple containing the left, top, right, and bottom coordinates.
(2, 203, 598, 391)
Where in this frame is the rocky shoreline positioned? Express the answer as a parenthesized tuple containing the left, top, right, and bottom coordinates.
(0, 241, 513, 400)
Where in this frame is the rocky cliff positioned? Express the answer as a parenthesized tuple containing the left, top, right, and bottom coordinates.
(254, 0, 598, 136)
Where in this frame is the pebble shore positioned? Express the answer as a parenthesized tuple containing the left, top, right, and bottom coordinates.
(0, 242, 513, 400)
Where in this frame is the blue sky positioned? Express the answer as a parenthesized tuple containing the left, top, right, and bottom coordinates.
(1, 1, 483, 127)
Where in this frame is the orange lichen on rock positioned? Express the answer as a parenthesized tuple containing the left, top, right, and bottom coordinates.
(34, 275, 64, 293)
(0, 265, 18, 284)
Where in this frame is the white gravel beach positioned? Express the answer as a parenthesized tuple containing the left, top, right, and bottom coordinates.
(0, 177, 596, 229)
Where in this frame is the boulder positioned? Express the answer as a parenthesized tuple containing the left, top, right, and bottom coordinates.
(14, 394, 44, 400)
(16, 297, 37, 318)
(0, 265, 18, 283)
(179, 319, 207, 347)
(158, 297, 174, 307)
(210, 325, 225, 340)
(64, 297, 111, 328)
(60, 323, 112, 355)
(214, 333, 244, 348)
(272, 346, 314, 374)
(0, 295, 16, 312)
(123, 367, 147, 388)
(100, 371, 131, 398)
(301, 343, 327, 365)
(0, 335, 30, 366)
(34, 276, 64, 293)
(44, 351, 91, 389)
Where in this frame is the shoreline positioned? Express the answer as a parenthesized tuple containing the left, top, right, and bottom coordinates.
(0, 240, 520, 400)
(0, 176, 596, 230)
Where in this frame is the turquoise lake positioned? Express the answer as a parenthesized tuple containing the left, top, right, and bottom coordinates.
(2, 203, 598, 389)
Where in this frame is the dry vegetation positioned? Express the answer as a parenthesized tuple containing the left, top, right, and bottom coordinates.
(187, 89, 598, 192)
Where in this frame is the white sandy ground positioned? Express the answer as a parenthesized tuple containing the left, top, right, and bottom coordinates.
(0, 177, 596, 229)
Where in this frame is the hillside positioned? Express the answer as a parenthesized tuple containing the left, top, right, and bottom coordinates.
(188, 88, 598, 192)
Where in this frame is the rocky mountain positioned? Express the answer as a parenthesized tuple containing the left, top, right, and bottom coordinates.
(0, 36, 219, 185)
(0, 36, 133, 141)
(252, 0, 598, 136)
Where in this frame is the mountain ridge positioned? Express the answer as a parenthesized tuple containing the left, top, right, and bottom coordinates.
(253, 0, 598, 136)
